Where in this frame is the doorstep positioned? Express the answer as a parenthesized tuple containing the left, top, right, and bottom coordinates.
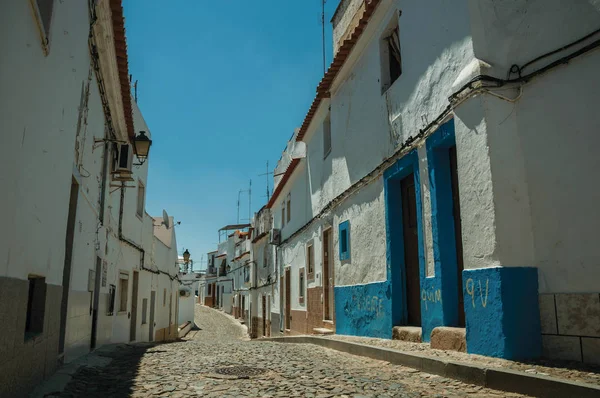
(392, 326, 422, 342)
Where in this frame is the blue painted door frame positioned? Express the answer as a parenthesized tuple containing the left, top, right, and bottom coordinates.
(384, 150, 426, 329)
(423, 119, 462, 336)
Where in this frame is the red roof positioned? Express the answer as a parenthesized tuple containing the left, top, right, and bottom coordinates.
(110, 0, 135, 142)
(296, 0, 381, 142)
(266, 1, 381, 209)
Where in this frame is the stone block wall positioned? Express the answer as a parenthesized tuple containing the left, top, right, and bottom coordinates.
(539, 293, 600, 364)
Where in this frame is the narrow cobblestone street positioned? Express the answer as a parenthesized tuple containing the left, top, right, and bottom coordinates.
(49, 305, 530, 397)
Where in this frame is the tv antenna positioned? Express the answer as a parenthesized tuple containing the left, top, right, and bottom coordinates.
(321, 0, 327, 74)
(237, 179, 252, 224)
(258, 161, 274, 200)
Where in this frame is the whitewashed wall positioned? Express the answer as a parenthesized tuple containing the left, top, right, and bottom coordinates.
(0, 0, 91, 285)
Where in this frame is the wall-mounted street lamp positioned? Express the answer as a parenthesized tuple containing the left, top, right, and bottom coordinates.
(132, 130, 152, 165)
(183, 249, 191, 264)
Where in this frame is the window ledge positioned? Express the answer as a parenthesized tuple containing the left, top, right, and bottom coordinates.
(117, 311, 127, 315)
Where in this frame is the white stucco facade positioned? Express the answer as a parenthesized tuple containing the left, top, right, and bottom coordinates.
(0, 1, 181, 393)
(266, 0, 600, 362)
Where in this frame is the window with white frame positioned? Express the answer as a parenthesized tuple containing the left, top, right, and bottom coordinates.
(263, 246, 268, 268)
(281, 202, 286, 227)
(118, 272, 129, 312)
(323, 115, 332, 158)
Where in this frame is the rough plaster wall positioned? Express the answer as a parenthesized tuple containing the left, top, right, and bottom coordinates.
(0, 0, 91, 284)
(467, 0, 600, 77)
(515, 50, 600, 293)
(330, 0, 474, 200)
(453, 99, 498, 271)
(333, 180, 387, 286)
(280, 222, 322, 312)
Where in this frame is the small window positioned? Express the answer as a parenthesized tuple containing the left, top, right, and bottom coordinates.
(323, 115, 332, 158)
(281, 202, 286, 227)
(299, 268, 305, 304)
(118, 272, 129, 312)
(263, 247, 268, 268)
(141, 298, 148, 324)
(137, 180, 145, 218)
(339, 220, 351, 261)
(25, 276, 46, 339)
(107, 284, 116, 315)
(287, 194, 291, 223)
(381, 16, 402, 92)
(163, 288, 167, 307)
(306, 244, 315, 277)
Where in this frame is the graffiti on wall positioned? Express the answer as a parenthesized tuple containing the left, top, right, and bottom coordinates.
(421, 287, 442, 311)
(352, 295, 385, 318)
(465, 278, 489, 308)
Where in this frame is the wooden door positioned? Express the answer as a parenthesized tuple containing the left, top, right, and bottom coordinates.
(149, 291, 156, 341)
(262, 295, 267, 337)
(130, 271, 139, 342)
(449, 146, 466, 327)
(323, 228, 334, 321)
(279, 276, 284, 332)
(401, 174, 421, 326)
(285, 268, 291, 330)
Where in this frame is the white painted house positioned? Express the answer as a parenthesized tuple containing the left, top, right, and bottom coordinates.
(266, 0, 600, 364)
(0, 0, 180, 395)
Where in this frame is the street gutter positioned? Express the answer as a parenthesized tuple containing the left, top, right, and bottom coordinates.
(259, 336, 600, 398)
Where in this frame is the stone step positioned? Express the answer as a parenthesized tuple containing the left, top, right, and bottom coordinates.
(313, 327, 334, 335)
(392, 326, 422, 342)
(430, 327, 466, 352)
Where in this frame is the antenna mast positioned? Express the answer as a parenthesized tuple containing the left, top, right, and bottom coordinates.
(322, 0, 326, 74)
(259, 161, 273, 200)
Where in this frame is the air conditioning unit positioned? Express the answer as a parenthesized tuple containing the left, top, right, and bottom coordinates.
(112, 144, 134, 181)
(269, 228, 281, 245)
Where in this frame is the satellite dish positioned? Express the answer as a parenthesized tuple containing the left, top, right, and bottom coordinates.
(162, 209, 171, 229)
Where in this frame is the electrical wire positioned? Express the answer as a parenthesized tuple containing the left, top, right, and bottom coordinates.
(278, 28, 600, 249)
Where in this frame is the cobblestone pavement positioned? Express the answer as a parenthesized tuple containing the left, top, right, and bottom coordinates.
(321, 335, 600, 386)
(54, 305, 529, 397)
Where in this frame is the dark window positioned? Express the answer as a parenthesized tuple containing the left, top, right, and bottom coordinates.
(299, 268, 305, 300)
(25, 276, 47, 339)
(287, 194, 291, 223)
(141, 298, 148, 324)
(387, 27, 402, 84)
(107, 284, 116, 315)
(339, 221, 351, 261)
(307, 245, 315, 275)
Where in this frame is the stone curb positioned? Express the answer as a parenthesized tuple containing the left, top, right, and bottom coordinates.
(259, 336, 600, 398)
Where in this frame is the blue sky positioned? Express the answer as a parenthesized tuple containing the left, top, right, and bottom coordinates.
(124, 1, 340, 269)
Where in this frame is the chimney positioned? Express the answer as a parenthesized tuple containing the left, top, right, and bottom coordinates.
(331, 0, 367, 56)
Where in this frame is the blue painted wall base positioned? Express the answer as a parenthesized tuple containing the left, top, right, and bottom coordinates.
(463, 267, 542, 360)
(334, 282, 392, 339)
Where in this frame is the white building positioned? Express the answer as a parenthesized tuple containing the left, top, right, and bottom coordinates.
(268, 0, 600, 364)
(0, 0, 179, 395)
(249, 206, 275, 338)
